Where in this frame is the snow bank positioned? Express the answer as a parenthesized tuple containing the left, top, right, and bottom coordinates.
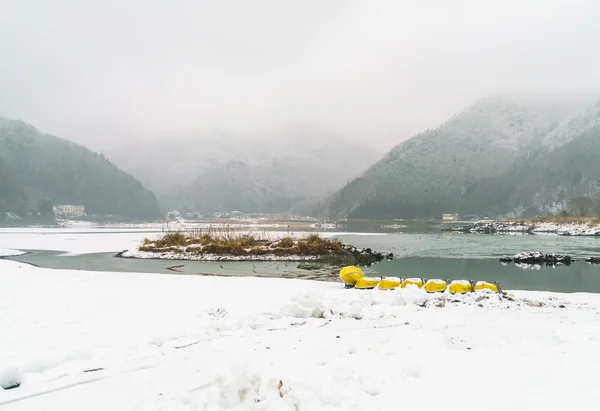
(514, 251, 544, 260)
(533, 221, 600, 236)
(0, 249, 25, 258)
(121, 249, 321, 261)
(0, 368, 21, 390)
(451, 220, 600, 236)
(2, 258, 600, 410)
(0, 229, 150, 255)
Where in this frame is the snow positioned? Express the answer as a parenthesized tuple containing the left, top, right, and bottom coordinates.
(2, 257, 600, 410)
(533, 222, 600, 236)
(454, 221, 600, 236)
(449, 279, 471, 286)
(539, 100, 600, 152)
(0, 228, 385, 257)
(514, 251, 544, 260)
(0, 228, 148, 255)
(122, 248, 321, 261)
(0, 249, 25, 257)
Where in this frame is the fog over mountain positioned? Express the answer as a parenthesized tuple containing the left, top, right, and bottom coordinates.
(2, 0, 600, 151)
(2, 1, 600, 219)
(99, 130, 381, 213)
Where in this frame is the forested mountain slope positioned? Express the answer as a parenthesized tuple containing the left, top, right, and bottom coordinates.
(319, 96, 597, 219)
(0, 118, 161, 219)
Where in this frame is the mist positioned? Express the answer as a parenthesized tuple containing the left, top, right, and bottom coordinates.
(2, 0, 600, 149)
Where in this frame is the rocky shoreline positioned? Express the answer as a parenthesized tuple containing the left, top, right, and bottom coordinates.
(119, 243, 394, 267)
(445, 221, 600, 236)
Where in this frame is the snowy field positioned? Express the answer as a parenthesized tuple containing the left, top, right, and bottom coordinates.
(0, 249, 24, 257)
(2, 253, 600, 410)
(0, 228, 150, 255)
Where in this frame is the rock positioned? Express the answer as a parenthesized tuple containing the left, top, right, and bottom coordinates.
(544, 253, 573, 265)
(585, 256, 600, 264)
(506, 251, 574, 266)
(342, 244, 393, 266)
(513, 251, 545, 264)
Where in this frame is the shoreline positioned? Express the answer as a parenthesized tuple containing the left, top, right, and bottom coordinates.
(445, 220, 600, 236)
(118, 249, 326, 262)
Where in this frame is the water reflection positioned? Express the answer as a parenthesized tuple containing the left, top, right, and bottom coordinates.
(6, 250, 600, 293)
(369, 257, 600, 293)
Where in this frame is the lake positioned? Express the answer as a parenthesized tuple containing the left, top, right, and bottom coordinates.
(2, 224, 600, 293)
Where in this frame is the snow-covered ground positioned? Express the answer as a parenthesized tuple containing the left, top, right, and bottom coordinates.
(533, 221, 600, 236)
(0, 228, 151, 255)
(122, 248, 323, 261)
(0, 249, 25, 257)
(2, 257, 600, 410)
(452, 220, 600, 236)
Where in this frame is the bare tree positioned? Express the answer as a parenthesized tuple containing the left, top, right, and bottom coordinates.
(570, 196, 594, 217)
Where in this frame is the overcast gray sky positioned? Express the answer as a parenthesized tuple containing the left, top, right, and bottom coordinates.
(1, 0, 600, 149)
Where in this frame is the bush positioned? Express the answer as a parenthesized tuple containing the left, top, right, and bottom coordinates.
(157, 232, 188, 247)
(279, 237, 295, 248)
(140, 230, 349, 259)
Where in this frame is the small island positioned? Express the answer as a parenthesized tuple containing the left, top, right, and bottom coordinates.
(119, 230, 393, 266)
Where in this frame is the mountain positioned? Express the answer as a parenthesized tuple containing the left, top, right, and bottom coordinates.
(100, 131, 381, 214)
(319, 95, 598, 219)
(0, 118, 162, 220)
(466, 100, 600, 217)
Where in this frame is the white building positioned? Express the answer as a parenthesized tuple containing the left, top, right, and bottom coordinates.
(54, 204, 86, 217)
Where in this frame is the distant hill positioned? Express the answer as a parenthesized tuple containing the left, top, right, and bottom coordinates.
(101, 131, 381, 214)
(318, 95, 599, 219)
(463, 100, 600, 217)
(0, 118, 162, 220)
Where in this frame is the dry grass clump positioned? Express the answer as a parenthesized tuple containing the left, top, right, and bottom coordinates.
(139, 228, 347, 258)
(146, 232, 188, 248)
(293, 234, 344, 256)
(277, 237, 295, 248)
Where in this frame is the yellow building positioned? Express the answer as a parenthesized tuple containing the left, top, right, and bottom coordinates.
(442, 213, 459, 221)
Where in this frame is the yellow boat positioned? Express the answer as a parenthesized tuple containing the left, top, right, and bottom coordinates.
(448, 280, 473, 294)
(423, 279, 448, 293)
(401, 278, 424, 289)
(474, 281, 500, 293)
(378, 277, 401, 290)
(339, 266, 364, 287)
(355, 277, 381, 289)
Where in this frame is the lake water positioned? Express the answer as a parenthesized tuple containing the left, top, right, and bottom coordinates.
(2, 224, 600, 293)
